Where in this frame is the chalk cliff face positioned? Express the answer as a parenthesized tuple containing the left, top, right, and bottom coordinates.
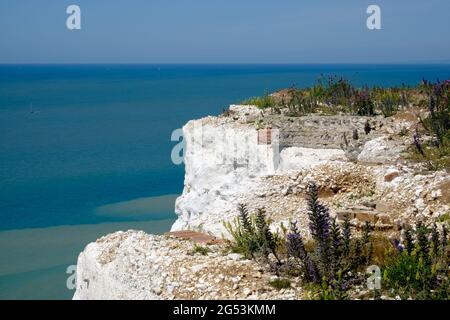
(73, 231, 161, 300)
(171, 116, 277, 236)
(171, 106, 345, 236)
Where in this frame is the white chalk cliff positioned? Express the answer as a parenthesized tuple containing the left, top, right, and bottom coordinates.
(171, 105, 344, 236)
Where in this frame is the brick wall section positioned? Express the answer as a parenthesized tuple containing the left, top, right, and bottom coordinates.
(257, 128, 272, 145)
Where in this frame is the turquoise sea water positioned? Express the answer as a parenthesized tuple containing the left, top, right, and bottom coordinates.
(1, 64, 450, 299)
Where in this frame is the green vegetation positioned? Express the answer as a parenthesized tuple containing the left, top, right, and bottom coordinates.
(269, 278, 291, 290)
(382, 222, 449, 299)
(241, 91, 275, 110)
(192, 244, 211, 256)
(240, 76, 423, 117)
(223, 204, 284, 263)
(420, 80, 450, 146)
(408, 79, 450, 170)
(438, 212, 450, 223)
(282, 183, 373, 300)
(226, 183, 450, 300)
(374, 88, 403, 117)
(408, 142, 450, 171)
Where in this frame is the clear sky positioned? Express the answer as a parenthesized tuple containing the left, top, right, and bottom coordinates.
(0, 0, 449, 64)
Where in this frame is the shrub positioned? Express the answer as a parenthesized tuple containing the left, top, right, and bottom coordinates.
(438, 212, 450, 223)
(408, 133, 450, 171)
(269, 278, 292, 290)
(322, 76, 355, 107)
(282, 86, 318, 116)
(286, 221, 318, 282)
(224, 204, 282, 263)
(241, 91, 275, 109)
(382, 221, 449, 299)
(192, 244, 211, 256)
(353, 89, 375, 116)
(379, 91, 401, 117)
(407, 79, 450, 170)
(285, 182, 373, 299)
(420, 79, 450, 147)
(256, 208, 282, 263)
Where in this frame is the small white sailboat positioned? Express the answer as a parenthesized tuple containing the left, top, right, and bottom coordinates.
(29, 102, 40, 114)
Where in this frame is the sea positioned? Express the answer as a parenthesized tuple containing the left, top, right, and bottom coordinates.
(1, 64, 449, 299)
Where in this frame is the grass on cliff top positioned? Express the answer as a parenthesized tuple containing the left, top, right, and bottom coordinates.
(241, 75, 425, 117)
(241, 92, 276, 110)
(405, 79, 450, 171)
(406, 140, 450, 171)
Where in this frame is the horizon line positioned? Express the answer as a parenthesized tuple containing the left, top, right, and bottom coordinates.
(1, 62, 450, 66)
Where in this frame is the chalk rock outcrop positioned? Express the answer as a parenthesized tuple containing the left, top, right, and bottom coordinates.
(73, 230, 303, 300)
(171, 106, 346, 236)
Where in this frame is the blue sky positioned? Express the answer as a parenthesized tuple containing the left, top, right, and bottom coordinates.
(0, 0, 449, 64)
